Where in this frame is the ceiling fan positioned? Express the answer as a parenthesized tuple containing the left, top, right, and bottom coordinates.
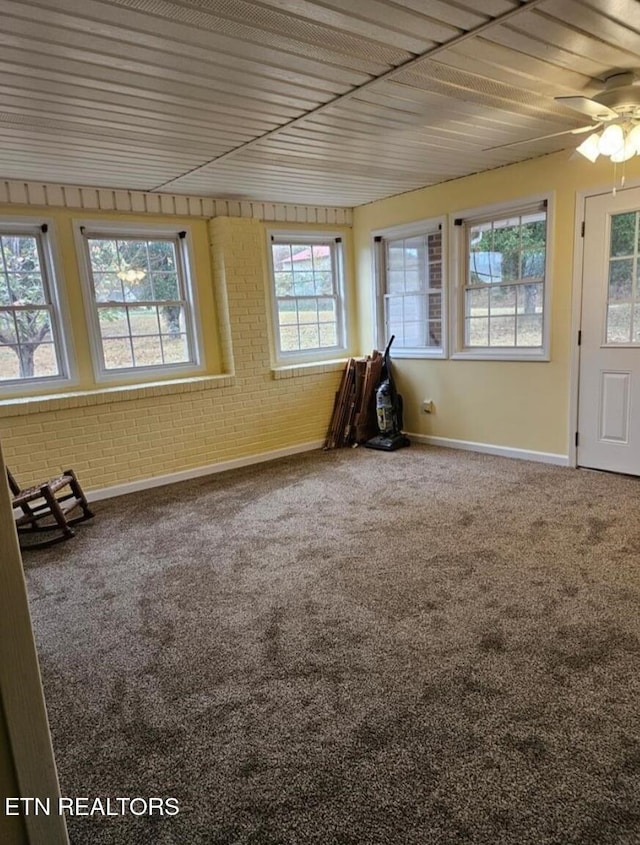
(485, 72, 640, 162)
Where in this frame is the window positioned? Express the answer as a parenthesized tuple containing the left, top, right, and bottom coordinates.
(78, 225, 201, 378)
(373, 218, 445, 357)
(269, 233, 346, 361)
(606, 210, 640, 344)
(0, 221, 69, 387)
(455, 198, 550, 359)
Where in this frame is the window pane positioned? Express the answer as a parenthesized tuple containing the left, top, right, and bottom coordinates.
(489, 315, 516, 346)
(274, 272, 293, 296)
(404, 322, 426, 347)
(89, 239, 118, 272)
(634, 305, 640, 343)
(317, 298, 336, 323)
(467, 288, 488, 316)
(279, 325, 300, 352)
(311, 244, 331, 270)
(98, 307, 129, 338)
(521, 249, 545, 281)
(466, 317, 488, 346)
(147, 240, 176, 271)
(128, 306, 159, 336)
(428, 321, 442, 346)
(387, 270, 405, 293)
(277, 300, 297, 327)
(516, 314, 542, 347)
(385, 296, 403, 322)
(103, 337, 133, 369)
(607, 303, 632, 343)
(159, 305, 184, 337)
(151, 272, 179, 301)
(272, 244, 292, 268)
(16, 309, 51, 343)
(496, 251, 520, 283)
(319, 323, 337, 347)
(490, 285, 516, 314)
(314, 272, 333, 295)
(5, 273, 45, 304)
(161, 334, 189, 363)
(608, 259, 633, 301)
(117, 240, 148, 273)
(132, 335, 163, 367)
(299, 324, 320, 349)
(404, 295, 425, 321)
(1, 235, 41, 274)
(387, 242, 405, 270)
(404, 270, 423, 292)
(429, 261, 442, 289)
(93, 272, 125, 303)
(0, 311, 17, 344)
(517, 283, 543, 314)
(428, 292, 441, 321)
(610, 212, 637, 257)
(33, 343, 59, 377)
(0, 345, 19, 380)
(292, 275, 315, 296)
(297, 298, 318, 324)
(469, 250, 501, 284)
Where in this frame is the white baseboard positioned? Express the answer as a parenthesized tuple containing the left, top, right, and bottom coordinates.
(88, 439, 325, 502)
(407, 433, 569, 466)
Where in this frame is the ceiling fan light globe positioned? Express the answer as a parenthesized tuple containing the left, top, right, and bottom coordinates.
(576, 133, 602, 162)
(598, 123, 624, 155)
(611, 141, 636, 162)
(626, 124, 640, 155)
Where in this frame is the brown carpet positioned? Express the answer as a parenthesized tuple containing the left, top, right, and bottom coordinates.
(23, 445, 640, 844)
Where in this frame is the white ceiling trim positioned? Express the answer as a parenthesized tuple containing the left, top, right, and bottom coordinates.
(0, 179, 353, 224)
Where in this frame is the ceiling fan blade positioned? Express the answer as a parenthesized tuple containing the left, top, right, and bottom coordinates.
(555, 96, 618, 120)
(483, 124, 598, 152)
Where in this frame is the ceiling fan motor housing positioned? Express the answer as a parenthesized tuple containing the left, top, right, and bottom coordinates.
(596, 73, 640, 118)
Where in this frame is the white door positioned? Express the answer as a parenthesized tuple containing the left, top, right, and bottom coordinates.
(578, 187, 640, 475)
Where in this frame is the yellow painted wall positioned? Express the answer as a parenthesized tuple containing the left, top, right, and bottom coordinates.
(0, 211, 354, 491)
(353, 151, 640, 456)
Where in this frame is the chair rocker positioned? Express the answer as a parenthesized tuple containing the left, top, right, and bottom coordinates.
(8, 468, 94, 549)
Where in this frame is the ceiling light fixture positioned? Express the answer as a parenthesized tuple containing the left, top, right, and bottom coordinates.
(575, 116, 640, 191)
(575, 120, 640, 162)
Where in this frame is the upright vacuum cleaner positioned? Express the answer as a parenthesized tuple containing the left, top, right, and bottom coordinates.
(365, 336, 411, 452)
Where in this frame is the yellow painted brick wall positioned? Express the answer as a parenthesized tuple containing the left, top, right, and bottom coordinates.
(0, 215, 351, 491)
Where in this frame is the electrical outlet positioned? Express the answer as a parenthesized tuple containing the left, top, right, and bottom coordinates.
(421, 399, 434, 414)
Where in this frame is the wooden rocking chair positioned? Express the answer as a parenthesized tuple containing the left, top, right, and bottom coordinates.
(8, 468, 94, 549)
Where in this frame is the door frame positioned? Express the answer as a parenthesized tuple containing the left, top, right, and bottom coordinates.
(569, 177, 640, 470)
(0, 439, 69, 844)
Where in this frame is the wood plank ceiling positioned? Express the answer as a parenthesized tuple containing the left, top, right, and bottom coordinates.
(0, 0, 639, 207)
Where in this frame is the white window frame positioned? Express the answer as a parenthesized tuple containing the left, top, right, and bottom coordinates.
(74, 221, 204, 383)
(0, 216, 74, 394)
(267, 230, 348, 365)
(450, 195, 553, 361)
(372, 216, 447, 359)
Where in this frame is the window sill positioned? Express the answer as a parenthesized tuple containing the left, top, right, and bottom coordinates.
(451, 351, 549, 362)
(390, 349, 445, 360)
(271, 358, 348, 380)
(0, 373, 236, 417)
